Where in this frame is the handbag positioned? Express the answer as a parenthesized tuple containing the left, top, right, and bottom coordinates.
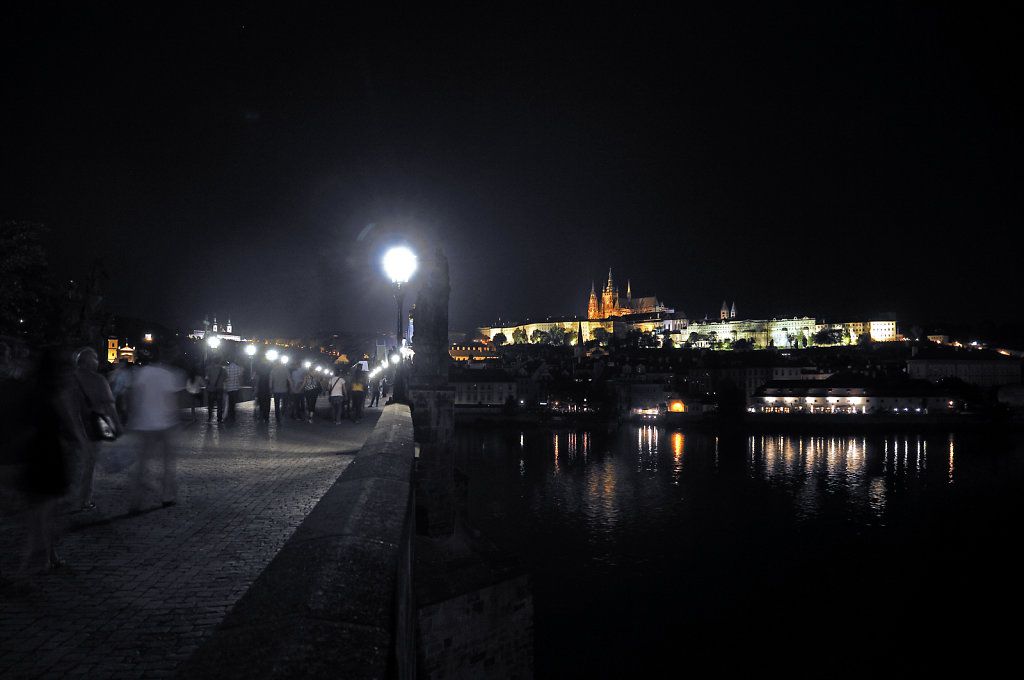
(94, 412, 119, 441)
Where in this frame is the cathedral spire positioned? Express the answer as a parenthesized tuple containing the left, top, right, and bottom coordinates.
(606, 268, 614, 293)
(627, 280, 632, 300)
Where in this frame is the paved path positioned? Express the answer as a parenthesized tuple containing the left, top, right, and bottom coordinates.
(1, 401, 382, 679)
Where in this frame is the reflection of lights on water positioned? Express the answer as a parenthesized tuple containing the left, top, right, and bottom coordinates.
(949, 435, 956, 484)
(553, 433, 559, 475)
(671, 432, 684, 484)
(638, 426, 659, 472)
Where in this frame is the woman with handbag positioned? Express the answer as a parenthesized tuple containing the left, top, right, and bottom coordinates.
(73, 346, 122, 511)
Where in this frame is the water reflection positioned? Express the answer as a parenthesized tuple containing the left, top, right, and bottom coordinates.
(637, 426, 659, 472)
(505, 427, 965, 533)
(746, 432, 960, 520)
(671, 432, 684, 484)
(458, 422, 1019, 679)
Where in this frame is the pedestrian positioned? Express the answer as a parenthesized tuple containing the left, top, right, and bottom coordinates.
(328, 367, 346, 424)
(254, 358, 272, 422)
(1, 346, 78, 573)
(108, 358, 132, 425)
(289, 363, 306, 420)
(128, 346, 185, 513)
(368, 377, 382, 407)
(268, 358, 291, 423)
(205, 359, 225, 422)
(222, 356, 244, 422)
(301, 367, 321, 423)
(72, 346, 122, 511)
(349, 365, 366, 423)
(185, 367, 206, 422)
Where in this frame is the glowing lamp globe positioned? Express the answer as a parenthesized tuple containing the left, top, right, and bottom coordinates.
(245, 344, 257, 356)
(383, 246, 417, 284)
(266, 349, 279, 361)
(206, 336, 221, 349)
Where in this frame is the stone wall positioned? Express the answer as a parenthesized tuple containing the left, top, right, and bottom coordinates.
(417, 574, 534, 679)
(179, 404, 417, 679)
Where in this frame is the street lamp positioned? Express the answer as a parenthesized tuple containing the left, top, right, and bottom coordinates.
(245, 343, 257, 378)
(383, 245, 417, 404)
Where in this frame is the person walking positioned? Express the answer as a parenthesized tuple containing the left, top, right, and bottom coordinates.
(348, 366, 366, 423)
(128, 346, 185, 513)
(368, 377, 382, 408)
(254, 359, 272, 422)
(185, 367, 206, 422)
(205, 359, 225, 422)
(328, 368, 346, 424)
(72, 347, 122, 511)
(107, 358, 132, 425)
(301, 368, 321, 423)
(2, 346, 79, 573)
(269, 358, 291, 423)
(222, 357, 244, 422)
(289, 363, 306, 420)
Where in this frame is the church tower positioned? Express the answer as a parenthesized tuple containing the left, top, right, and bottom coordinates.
(588, 282, 600, 320)
(720, 301, 729, 320)
(602, 269, 618, 318)
(730, 302, 737, 319)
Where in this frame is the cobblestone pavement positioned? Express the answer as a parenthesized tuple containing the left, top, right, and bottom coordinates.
(0, 400, 382, 679)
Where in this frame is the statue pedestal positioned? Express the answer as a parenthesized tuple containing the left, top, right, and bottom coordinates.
(410, 386, 456, 538)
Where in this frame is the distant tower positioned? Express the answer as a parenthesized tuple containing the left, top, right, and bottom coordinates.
(602, 269, 619, 318)
(627, 280, 632, 301)
(720, 300, 729, 320)
(226, 316, 233, 334)
(588, 282, 600, 319)
(730, 302, 737, 319)
(212, 314, 219, 332)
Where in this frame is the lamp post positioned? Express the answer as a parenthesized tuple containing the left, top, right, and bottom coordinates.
(205, 333, 221, 368)
(245, 343, 257, 379)
(383, 245, 417, 403)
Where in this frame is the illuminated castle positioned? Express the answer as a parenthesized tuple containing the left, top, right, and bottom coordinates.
(587, 269, 668, 319)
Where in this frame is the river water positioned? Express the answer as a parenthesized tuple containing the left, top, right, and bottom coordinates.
(452, 423, 1024, 677)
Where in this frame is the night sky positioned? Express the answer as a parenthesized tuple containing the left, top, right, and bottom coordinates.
(3, 5, 1020, 338)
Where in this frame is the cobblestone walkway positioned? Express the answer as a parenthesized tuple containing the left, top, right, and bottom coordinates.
(0, 402, 381, 679)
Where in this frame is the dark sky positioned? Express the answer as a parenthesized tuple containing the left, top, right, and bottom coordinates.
(3, 5, 1020, 337)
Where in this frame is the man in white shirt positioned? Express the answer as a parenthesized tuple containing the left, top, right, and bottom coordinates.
(129, 348, 185, 512)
